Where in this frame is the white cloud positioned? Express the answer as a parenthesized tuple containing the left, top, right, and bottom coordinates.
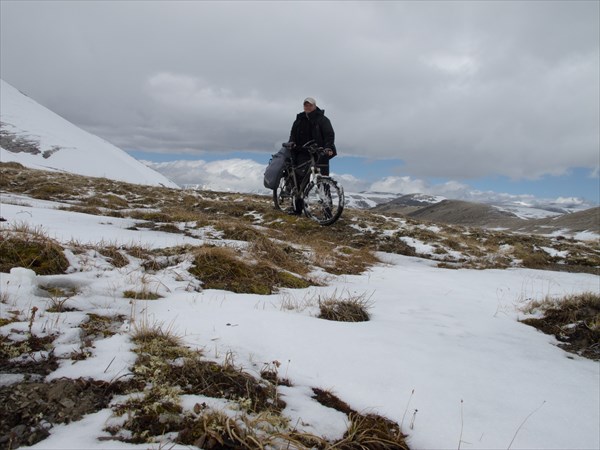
(1, 0, 598, 185)
(144, 159, 268, 193)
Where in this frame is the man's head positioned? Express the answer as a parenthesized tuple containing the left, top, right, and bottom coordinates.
(303, 97, 317, 113)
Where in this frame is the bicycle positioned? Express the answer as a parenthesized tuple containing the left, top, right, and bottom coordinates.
(272, 140, 345, 226)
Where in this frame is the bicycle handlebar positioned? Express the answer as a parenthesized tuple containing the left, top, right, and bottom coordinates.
(283, 140, 327, 156)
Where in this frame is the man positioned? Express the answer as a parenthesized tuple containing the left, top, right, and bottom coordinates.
(288, 97, 336, 175)
(286, 97, 336, 214)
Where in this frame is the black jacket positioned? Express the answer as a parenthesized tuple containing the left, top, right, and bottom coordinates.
(289, 107, 337, 158)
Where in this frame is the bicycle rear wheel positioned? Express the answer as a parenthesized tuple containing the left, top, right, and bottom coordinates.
(273, 173, 295, 211)
(303, 177, 344, 226)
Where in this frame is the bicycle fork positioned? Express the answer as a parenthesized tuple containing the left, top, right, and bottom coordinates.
(310, 168, 333, 219)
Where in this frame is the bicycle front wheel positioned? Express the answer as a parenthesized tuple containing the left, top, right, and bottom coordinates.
(303, 177, 344, 226)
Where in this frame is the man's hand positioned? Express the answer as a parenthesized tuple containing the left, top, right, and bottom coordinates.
(324, 148, 334, 157)
(283, 141, 296, 149)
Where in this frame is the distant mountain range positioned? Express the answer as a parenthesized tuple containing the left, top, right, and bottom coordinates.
(361, 193, 599, 237)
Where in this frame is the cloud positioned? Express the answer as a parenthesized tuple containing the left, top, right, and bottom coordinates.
(1, 0, 598, 184)
(144, 158, 268, 193)
(140, 72, 291, 152)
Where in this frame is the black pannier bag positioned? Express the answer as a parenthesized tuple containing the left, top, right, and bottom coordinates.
(263, 146, 291, 189)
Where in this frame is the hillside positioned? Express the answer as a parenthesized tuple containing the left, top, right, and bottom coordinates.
(0, 79, 177, 188)
(406, 199, 521, 227)
(517, 206, 600, 234)
(1, 163, 599, 450)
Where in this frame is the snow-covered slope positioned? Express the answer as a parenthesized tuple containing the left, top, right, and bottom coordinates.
(0, 79, 178, 188)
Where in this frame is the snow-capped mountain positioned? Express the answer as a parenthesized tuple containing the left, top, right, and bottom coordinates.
(0, 79, 178, 188)
(365, 191, 592, 218)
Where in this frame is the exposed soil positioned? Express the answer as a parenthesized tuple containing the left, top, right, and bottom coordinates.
(522, 317, 600, 360)
(0, 378, 128, 450)
(521, 299, 600, 361)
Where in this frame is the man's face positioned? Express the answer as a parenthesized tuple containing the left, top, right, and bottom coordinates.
(303, 101, 316, 113)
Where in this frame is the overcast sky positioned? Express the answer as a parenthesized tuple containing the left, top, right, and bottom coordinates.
(1, 1, 599, 201)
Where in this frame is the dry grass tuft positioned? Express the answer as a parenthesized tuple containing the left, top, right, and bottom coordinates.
(338, 413, 409, 450)
(318, 291, 373, 322)
(0, 227, 69, 275)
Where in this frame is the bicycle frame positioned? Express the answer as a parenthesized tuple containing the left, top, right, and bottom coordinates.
(283, 143, 326, 196)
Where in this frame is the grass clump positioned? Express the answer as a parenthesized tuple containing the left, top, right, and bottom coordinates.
(189, 246, 311, 294)
(521, 291, 600, 360)
(97, 246, 129, 268)
(338, 413, 409, 449)
(318, 291, 373, 322)
(0, 233, 69, 275)
(250, 235, 309, 276)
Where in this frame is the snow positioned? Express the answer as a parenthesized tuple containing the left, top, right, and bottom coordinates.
(0, 79, 178, 189)
(492, 205, 563, 220)
(1, 195, 599, 450)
